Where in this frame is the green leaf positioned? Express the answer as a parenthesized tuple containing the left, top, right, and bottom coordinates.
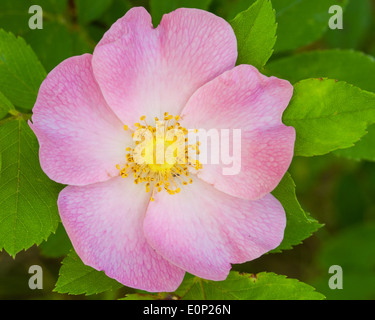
(265, 50, 375, 161)
(0, 91, 15, 120)
(0, 30, 46, 109)
(265, 50, 375, 94)
(55, 251, 123, 295)
(150, 0, 213, 26)
(283, 79, 375, 157)
(272, 173, 322, 252)
(173, 272, 325, 300)
(334, 124, 375, 161)
(230, 0, 277, 69)
(39, 223, 73, 258)
(0, 119, 61, 256)
(273, 0, 348, 52)
(75, 0, 113, 25)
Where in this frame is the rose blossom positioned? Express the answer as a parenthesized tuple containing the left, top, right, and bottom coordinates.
(30, 7, 295, 292)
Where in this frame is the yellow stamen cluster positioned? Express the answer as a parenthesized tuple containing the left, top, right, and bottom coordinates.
(116, 113, 202, 201)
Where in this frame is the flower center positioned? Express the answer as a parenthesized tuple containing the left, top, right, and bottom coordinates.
(116, 113, 202, 201)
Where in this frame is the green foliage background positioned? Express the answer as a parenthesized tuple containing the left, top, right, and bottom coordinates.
(0, 0, 375, 300)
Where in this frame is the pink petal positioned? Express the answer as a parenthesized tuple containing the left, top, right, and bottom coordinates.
(144, 177, 286, 281)
(58, 176, 185, 292)
(92, 7, 237, 126)
(30, 54, 130, 186)
(181, 65, 295, 200)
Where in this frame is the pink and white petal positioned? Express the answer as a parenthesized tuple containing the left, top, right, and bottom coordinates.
(58, 176, 185, 292)
(144, 177, 286, 281)
(30, 54, 131, 186)
(181, 65, 296, 200)
(92, 7, 238, 126)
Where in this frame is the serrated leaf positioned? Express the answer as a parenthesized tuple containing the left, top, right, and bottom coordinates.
(334, 124, 375, 161)
(0, 30, 46, 109)
(39, 223, 72, 258)
(265, 50, 375, 161)
(230, 0, 276, 69)
(272, 173, 322, 252)
(273, 0, 348, 52)
(150, 0, 213, 26)
(0, 91, 14, 120)
(173, 272, 325, 300)
(0, 119, 62, 256)
(283, 79, 375, 157)
(55, 251, 123, 295)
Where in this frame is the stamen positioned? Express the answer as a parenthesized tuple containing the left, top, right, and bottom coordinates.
(118, 115, 202, 201)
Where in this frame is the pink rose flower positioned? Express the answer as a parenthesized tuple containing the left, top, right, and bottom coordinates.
(30, 7, 295, 292)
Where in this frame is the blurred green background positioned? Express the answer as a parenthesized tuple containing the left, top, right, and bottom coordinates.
(0, 0, 375, 300)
